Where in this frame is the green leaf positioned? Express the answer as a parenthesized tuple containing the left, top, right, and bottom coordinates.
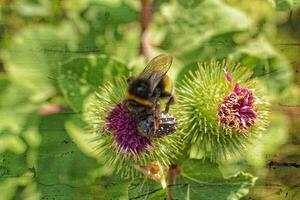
(0, 81, 34, 108)
(230, 36, 293, 95)
(177, 0, 205, 7)
(171, 159, 257, 200)
(86, 1, 139, 25)
(97, 175, 129, 200)
(0, 75, 9, 94)
(64, 115, 99, 159)
(246, 114, 289, 168)
(176, 36, 293, 95)
(2, 26, 74, 102)
(36, 113, 116, 199)
(128, 178, 166, 200)
(271, 0, 294, 10)
(0, 135, 27, 155)
(0, 152, 39, 199)
(12, 182, 41, 200)
(157, 0, 251, 62)
(58, 55, 130, 112)
(0, 95, 38, 147)
(0, 151, 29, 179)
(0, 172, 36, 200)
(73, 0, 140, 62)
(0, 82, 41, 199)
(0, 83, 40, 154)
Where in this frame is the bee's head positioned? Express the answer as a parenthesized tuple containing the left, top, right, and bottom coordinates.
(128, 78, 151, 99)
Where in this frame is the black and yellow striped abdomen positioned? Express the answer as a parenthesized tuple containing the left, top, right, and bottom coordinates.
(159, 75, 173, 97)
(125, 92, 153, 107)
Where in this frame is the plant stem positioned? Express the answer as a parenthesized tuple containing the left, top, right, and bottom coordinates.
(38, 104, 63, 115)
(167, 164, 180, 200)
(140, 0, 154, 61)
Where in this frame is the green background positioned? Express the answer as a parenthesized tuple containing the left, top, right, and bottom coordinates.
(0, 0, 299, 199)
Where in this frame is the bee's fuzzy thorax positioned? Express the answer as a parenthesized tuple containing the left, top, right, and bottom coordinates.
(127, 78, 151, 99)
(125, 78, 154, 107)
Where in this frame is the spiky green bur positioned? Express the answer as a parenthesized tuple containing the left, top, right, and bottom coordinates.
(176, 60, 269, 162)
(84, 78, 184, 178)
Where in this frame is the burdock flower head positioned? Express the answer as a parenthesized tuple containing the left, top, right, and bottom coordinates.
(176, 60, 269, 162)
(84, 78, 183, 177)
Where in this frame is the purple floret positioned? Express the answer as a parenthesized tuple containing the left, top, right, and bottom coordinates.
(218, 83, 257, 133)
(105, 103, 151, 155)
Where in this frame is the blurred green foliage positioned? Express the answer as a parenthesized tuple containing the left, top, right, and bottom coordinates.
(58, 55, 130, 112)
(0, 0, 299, 199)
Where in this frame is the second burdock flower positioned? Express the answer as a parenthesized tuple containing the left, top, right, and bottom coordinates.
(84, 78, 184, 178)
(176, 60, 269, 162)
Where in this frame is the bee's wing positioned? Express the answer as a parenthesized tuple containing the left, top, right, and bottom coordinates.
(139, 55, 173, 92)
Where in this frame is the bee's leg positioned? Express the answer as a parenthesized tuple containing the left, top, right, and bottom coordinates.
(153, 113, 160, 136)
(152, 102, 161, 136)
(153, 118, 159, 135)
(154, 102, 160, 122)
(164, 95, 175, 113)
(155, 101, 160, 111)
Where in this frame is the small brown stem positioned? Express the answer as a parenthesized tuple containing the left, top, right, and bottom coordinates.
(273, 105, 300, 116)
(140, 0, 154, 61)
(167, 164, 180, 200)
(38, 104, 63, 116)
(268, 161, 300, 169)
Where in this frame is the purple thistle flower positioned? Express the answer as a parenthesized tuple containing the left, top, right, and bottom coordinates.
(105, 103, 151, 155)
(218, 83, 257, 133)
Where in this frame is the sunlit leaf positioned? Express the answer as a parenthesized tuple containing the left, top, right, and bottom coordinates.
(128, 178, 166, 200)
(0, 172, 36, 200)
(171, 159, 257, 200)
(36, 113, 106, 199)
(58, 55, 130, 112)
(270, 0, 294, 10)
(157, 0, 251, 62)
(64, 115, 100, 159)
(176, 36, 293, 95)
(230, 36, 293, 94)
(97, 175, 129, 200)
(246, 114, 289, 168)
(2, 26, 74, 102)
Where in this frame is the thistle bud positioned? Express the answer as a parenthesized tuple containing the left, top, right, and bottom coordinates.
(176, 60, 269, 162)
(84, 78, 184, 177)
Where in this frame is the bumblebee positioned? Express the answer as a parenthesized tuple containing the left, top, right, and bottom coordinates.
(123, 54, 176, 138)
(124, 55, 174, 113)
